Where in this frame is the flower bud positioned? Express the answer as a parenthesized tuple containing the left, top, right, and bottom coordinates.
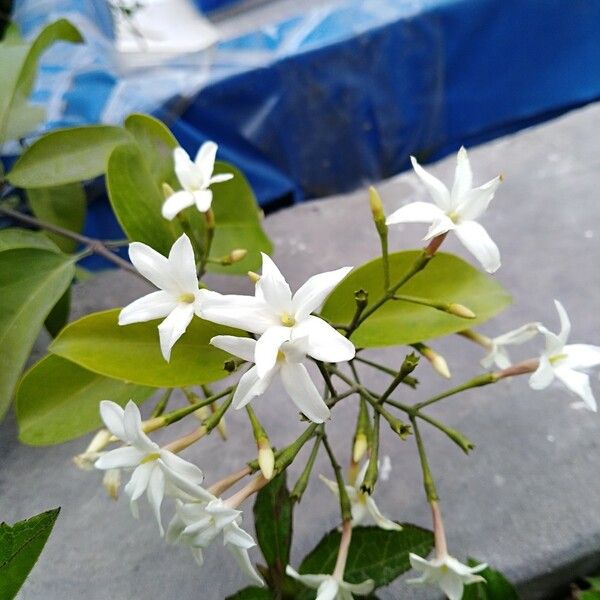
(352, 432, 368, 464)
(431, 354, 451, 379)
(247, 271, 260, 284)
(162, 182, 175, 199)
(369, 186, 387, 238)
(229, 248, 247, 263)
(257, 439, 275, 480)
(448, 303, 476, 319)
(103, 469, 121, 500)
(73, 429, 112, 470)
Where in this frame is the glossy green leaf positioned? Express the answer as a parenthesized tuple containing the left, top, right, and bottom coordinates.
(581, 592, 600, 600)
(0, 19, 82, 142)
(16, 354, 153, 445)
(50, 308, 244, 387)
(253, 472, 293, 592)
(7, 125, 132, 188)
(107, 142, 182, 256)
(299, 524, 433, 591)
(0, 508, 60, 600)
(0, 227, 59, 252)
(225, 588, 273, 600)
(0, 249, 75, 418)
(27, 183, 86, 253)
(321, 251, 511, 347)
(462, 559, 521, 600)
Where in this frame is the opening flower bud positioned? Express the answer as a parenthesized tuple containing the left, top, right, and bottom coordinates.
(352, 432, 368, 463)
(258, 440, 275, 480)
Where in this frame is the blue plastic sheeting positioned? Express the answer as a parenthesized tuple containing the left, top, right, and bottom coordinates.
(6, 0, 600, 209)
(192, 0, 242, 14)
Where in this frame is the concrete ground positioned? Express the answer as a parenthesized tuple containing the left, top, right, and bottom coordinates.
(2, 102, 600, 599)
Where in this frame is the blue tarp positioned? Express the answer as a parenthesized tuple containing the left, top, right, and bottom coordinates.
(7, 0, 600, 209)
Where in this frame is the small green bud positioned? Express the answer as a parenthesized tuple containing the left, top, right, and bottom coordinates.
(162, 182, 175, 199)
(448, 303, 476, 319)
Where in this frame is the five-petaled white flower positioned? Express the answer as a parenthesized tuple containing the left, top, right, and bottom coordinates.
(529, 300, 600, 411)
(162, 142, 233, 220)
(407, 553, 486, 600)
(480, 322, 540, 369)
(286, 565, 374, 599)
(320, 460, 401, 531)
(119, 233, 214, 361)
(95, 401, 205, 534)
(211, 335, 331, 423)
(386, 147, 502, 273)
(166, 496, 264, 587)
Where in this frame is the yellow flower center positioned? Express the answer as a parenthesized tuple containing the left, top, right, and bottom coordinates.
(179, 292, 195, 304)
(140, 452, 160, 464)
(280, 312, 296, 327)
(549, 352, 568, 365)
(448, 210, 460, 223)
(276, 350, 286, 362)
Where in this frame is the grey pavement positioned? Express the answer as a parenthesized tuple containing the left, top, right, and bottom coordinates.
(2, 102, 600, 599)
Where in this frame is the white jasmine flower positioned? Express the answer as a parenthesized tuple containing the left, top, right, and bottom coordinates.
(529, 300, 600, 411)
(95, 401, 206, 534)
(386, 147, 502, 273)
(408, 553, 486, 600)
(210, 335, 331, 423)
(320, 460, 401, 531)
(73, 429, 112, 470)
(203, 253, 355, 378)
(166, 497, 263, 586)
(119, 234, 214, 361)
(286, 565, 374, 599)
(162, 142, 233, 220)
(481, 323, 540, 369)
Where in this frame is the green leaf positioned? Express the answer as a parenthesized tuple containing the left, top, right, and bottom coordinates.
(0, 227, 59, 252)
(0, 508, 60, 600)
(321, 252, 511, 347)
(0, 248, 75, 419)
(44, 287, 70, 337)
(7, 125, 132, 188)
(0, 19, 82, 142)
(27, 183, 86, 253)
(225, 588, 273, 600)
(299, 524, 433, 591)
(253, 472, 293, 592)
(16, 354, 153, 445)
(207, 162, 273, 275)
(50, 308, 244, 387)
(581, 592, 600, 600)
(462, 559, 521, 600)
(107, 141, 182, 256)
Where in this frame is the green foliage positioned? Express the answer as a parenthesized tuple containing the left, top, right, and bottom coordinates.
(50, 308, 244, 387)
(253, 472, 293, 593)
(298, 525, 433, 593)
(0, 248, 75, 418)
(0, 227, 59, 252)
(27, 183, 86, 253)
(0, 19, 82, 142)
(16, 354, 153, 445)
(226, 588, 273, 600)
(44, 287, 70, 337)
(0, 508, 60, 600)
(462, 559, 521, 599)
(7, 125, 132, 187)
(321, 251, 511, 347)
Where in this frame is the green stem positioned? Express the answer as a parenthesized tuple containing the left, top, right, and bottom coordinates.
(415, 373, 497, 410)
(322, 432, 353, 521)
(270, 423, 319, 473)
(198, 209, 215, 278)
(316, 361, 337, 397)
(162, 386, 233, 426)
(411, 416, 438, 502)
(151, 389, 173, 418)
(361, 413, 380, 494)
(354, 355, 418, 388)
(290, 431, 323, 504)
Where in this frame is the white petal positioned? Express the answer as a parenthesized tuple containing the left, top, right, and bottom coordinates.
(99, 400, 126, 440)
(385, 201, 446, 226)
(292, 266, 352, 321)
(174, 147, 202, 191)
(538, 325, 564, 357)
(280, 362, 330, 423)
(119, 291, 177, 325)
(122, 401, 151, 449)
(424, 215, 456, 240)
(285, 566, 327, 589)
(194, 190, 213, 213)
(95, 447, 144, 470)
(147, 467, 166, 535)
(158, 303, 195, 362)
(256, 253, 293, 313)
(232, 365, 275, 409)
(410, 156, 451, 210)
(342, 578, 376, 595)
(554, 299, 571, 346)
(457, 176, 501, 221)
(125, 462, 154, 507)
(223, 521, 256, 550)
(450, 146, 473, 204)
(316, 578, 339, 600)
(481, 346, 511, 370)
(201, 295, 278, 334)
(554, 367, 597, 411)
(563, 344, 600, 369)
(318, 474, 340, 497)
(254, 326, 291, 377)
(529, 355, 555, 389)
(365, 496, 402, 531)
(454, 220, 501, 273)
(227, 543, 265, 587)
(128, 242, 178, 293)
(161, 190, 195, 220)
(159, 450, 204, 486)
(194, 141, 218, 183)
(190, 547, 205, 566)
(438, 572, 464, 600)
(168, 234, 199, 293)
(210, 335, 256, 362)
(165, 508, 186, 544)
(293, 316, 355, 362)
(494, 323, 540, 346)
(209, 173, 234, 184)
